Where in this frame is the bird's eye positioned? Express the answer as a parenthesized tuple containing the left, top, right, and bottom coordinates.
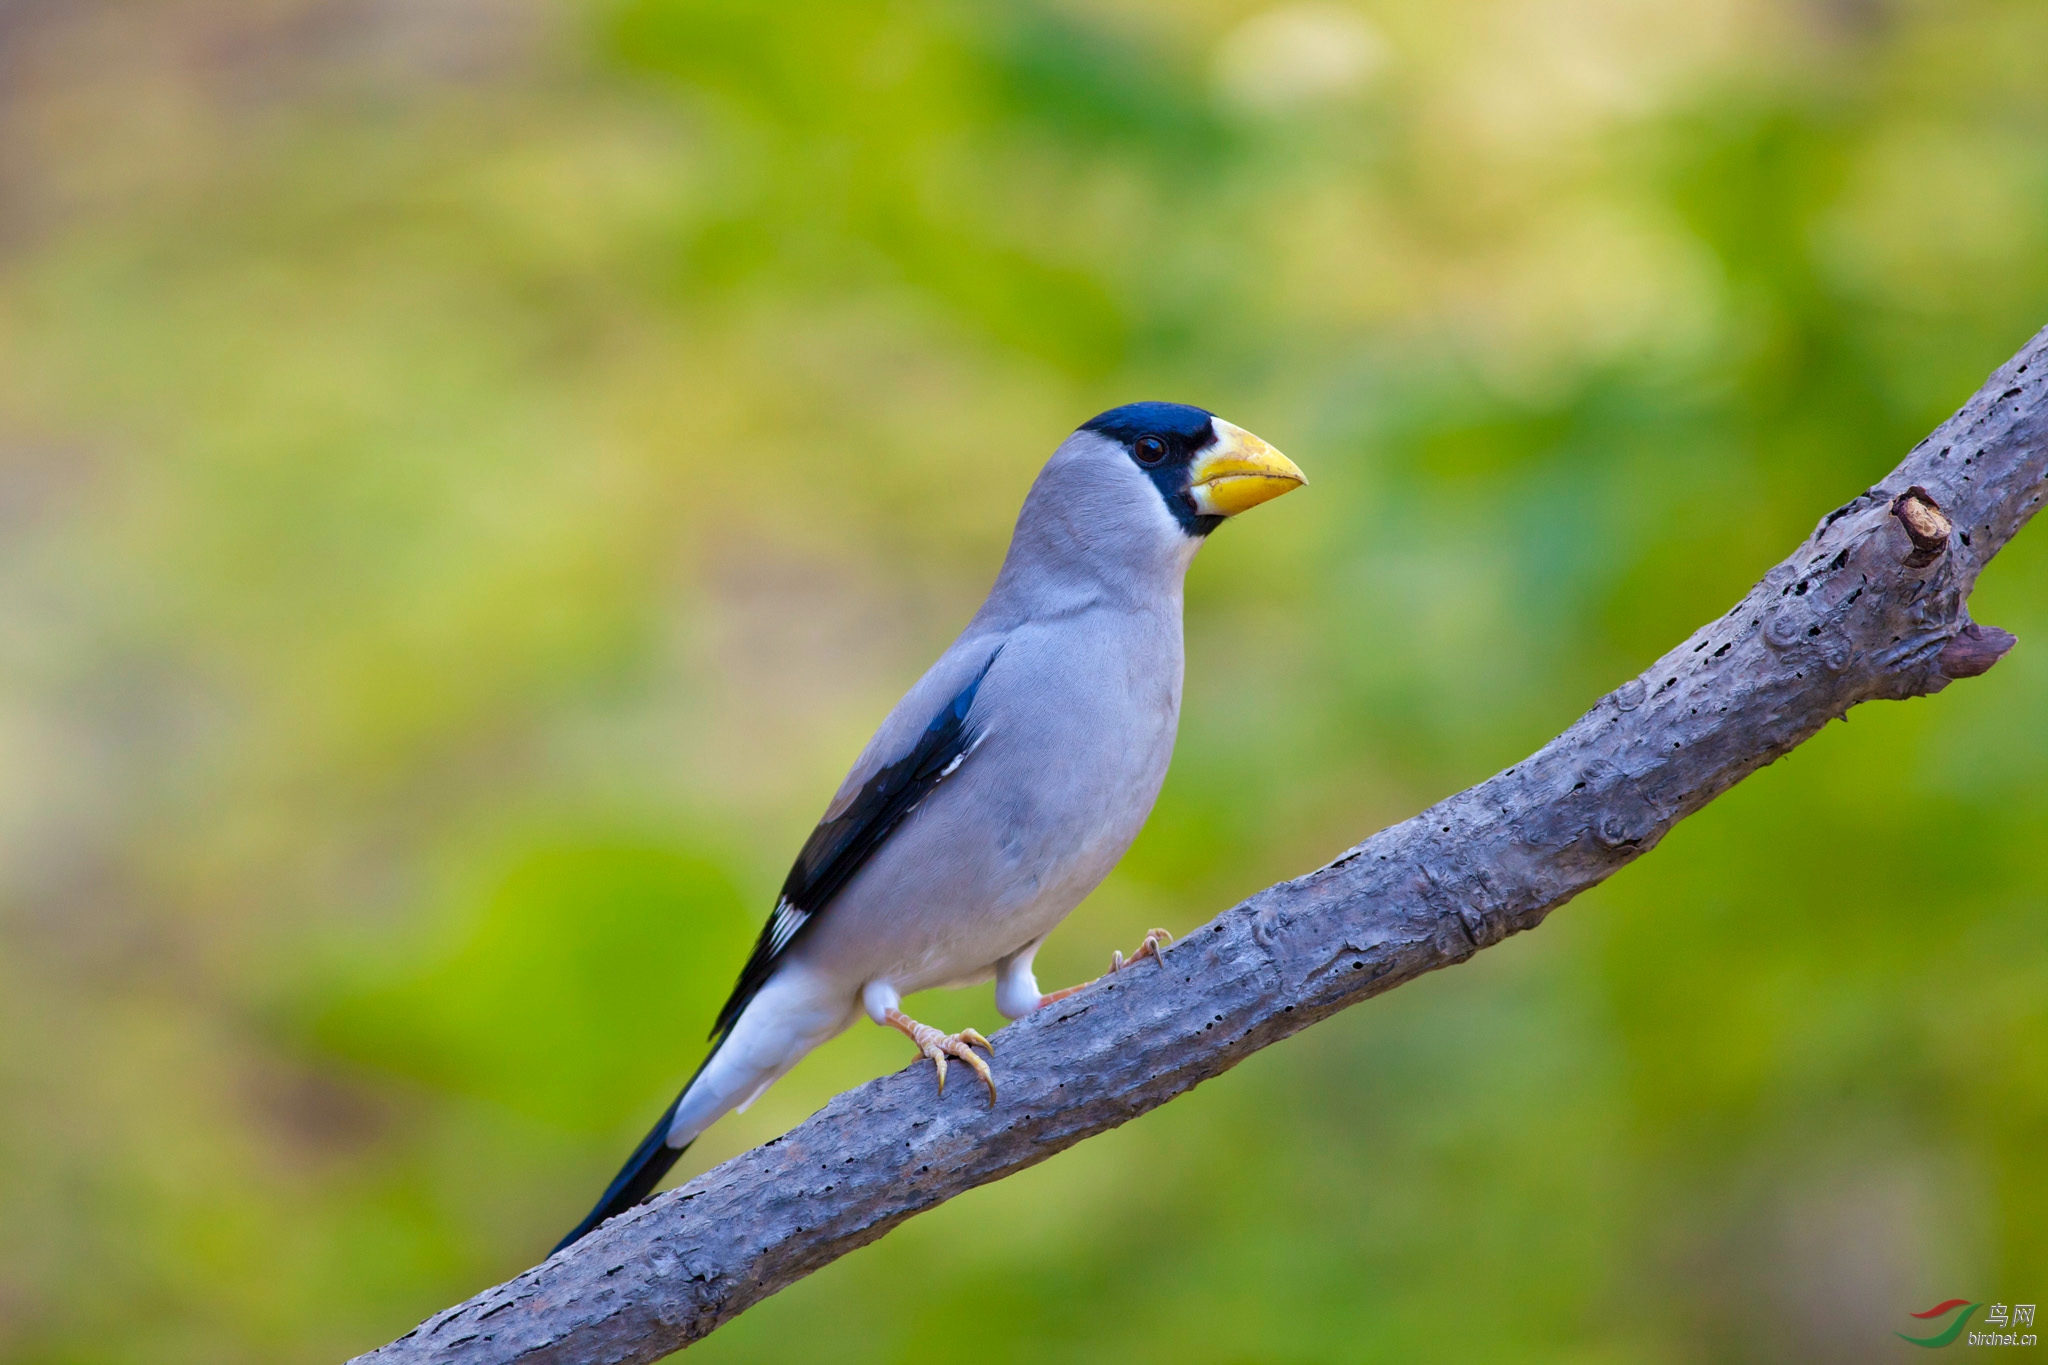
(1134, 435, 1167, 465)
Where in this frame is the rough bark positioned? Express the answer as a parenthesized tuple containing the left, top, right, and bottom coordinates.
(354, 326, 2048, 1365)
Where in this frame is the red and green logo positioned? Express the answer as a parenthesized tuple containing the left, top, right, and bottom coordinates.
(1897, 1300, 1981, 1348)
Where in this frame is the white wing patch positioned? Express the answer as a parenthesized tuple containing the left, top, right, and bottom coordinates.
(764, 732, 983, 962)
(765, 898, 809, 955)
(937, 729, 991, 781)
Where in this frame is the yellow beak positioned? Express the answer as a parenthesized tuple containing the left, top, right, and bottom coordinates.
(1188, 419, 1307, 517)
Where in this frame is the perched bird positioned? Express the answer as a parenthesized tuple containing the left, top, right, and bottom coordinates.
(556, 402, 1304, 1251)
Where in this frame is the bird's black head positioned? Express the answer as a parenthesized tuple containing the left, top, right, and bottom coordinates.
(1081, 401, 1224, 537)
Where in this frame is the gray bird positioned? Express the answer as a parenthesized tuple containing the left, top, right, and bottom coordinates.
(557, 402, 1304, 1250)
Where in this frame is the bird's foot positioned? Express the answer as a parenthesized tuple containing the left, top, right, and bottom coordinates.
(1110, 926, 1173, 974)
(1035, 928, 1175, 1008)
(884, 1008, 995, 1104)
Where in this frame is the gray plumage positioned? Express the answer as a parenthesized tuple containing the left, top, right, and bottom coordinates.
(557, 403, 1301, 1250)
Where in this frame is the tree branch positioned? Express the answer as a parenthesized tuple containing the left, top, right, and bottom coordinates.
(354, 327, 2048, 1364)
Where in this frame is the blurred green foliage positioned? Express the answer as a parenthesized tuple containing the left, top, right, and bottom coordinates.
(0, 1, 2044, 1361)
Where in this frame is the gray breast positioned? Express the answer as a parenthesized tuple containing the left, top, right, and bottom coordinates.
(790, 600, 1185, 990)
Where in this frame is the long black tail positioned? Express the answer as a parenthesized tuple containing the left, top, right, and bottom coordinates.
(554, 1049, 718, 1253)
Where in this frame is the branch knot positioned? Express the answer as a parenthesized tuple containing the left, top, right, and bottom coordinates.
(1938, 621, 2017, 680)
(1892, 486, 1952, 568)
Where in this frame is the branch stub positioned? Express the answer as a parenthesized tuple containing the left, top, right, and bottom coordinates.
(1892, 485, 1953, 567)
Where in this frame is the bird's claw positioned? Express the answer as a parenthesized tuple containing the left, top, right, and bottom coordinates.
(886, 1010, 996, 1105)
(1030, 929, 1177, 1012)
(1110, 927, 1173, 973)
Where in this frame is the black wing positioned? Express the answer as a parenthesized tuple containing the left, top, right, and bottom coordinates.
(709, 648, 1001, 1041)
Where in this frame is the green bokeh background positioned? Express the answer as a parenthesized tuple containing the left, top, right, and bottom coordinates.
(1, 2, 2044, 1361)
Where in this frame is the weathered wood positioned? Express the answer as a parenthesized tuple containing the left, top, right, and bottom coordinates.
(353, 326, 2048, 1365)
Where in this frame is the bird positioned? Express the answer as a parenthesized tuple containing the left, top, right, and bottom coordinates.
(555, 402, 1305, 1251)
